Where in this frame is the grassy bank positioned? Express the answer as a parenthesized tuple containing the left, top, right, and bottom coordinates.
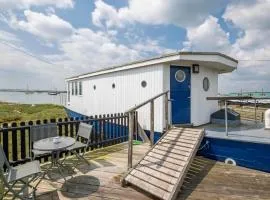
(0, 102, 67, 124)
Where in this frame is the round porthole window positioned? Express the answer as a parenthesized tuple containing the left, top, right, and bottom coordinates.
(141, 81, 147, 88)
(203, 77, 210, 91)
(112, 83, 115, 89)
(93, 85, 96, 90)
(175, 70, 186, 82)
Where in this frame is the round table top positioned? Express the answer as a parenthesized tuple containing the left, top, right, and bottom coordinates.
(33, 136, 75, 151)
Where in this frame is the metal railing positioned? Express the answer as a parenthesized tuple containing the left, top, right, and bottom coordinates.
(125, 90, 170, 169)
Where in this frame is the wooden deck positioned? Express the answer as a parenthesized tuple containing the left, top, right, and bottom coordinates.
(5, 142, 270, 200)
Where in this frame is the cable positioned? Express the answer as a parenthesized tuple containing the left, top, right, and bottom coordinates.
(0, 39, 55, 65)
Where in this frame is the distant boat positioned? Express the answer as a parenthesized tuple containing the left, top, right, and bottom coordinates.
(25, 84, 34, 95)
(48, 91, 58, 95)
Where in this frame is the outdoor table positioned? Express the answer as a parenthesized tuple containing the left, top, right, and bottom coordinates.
(33, 136, 75, 180)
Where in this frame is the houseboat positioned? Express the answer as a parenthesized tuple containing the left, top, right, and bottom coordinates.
(65, 51, 270, 173)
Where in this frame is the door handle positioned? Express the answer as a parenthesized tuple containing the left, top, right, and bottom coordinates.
(187, 97, 191, 99)
(168, 99, 175, 102)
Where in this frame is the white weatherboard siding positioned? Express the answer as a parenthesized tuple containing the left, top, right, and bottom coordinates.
(67, 64, 165, 132)
(191, 66, 218, 126)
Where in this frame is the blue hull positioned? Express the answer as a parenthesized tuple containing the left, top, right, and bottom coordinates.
(65, 107, 84, 119)
(65, 107, 270, 173)
(198, 137, 270, 173)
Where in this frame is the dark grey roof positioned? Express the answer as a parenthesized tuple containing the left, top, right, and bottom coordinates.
(66, 51, 238, 80)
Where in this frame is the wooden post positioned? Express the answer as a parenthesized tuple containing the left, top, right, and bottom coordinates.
(225, 100, 228, 136)
(165, 92, 169, 131)
(150, 100, 154, 147)
(128, 111, 135, 170)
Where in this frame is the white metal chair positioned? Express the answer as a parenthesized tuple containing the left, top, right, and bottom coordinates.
(0, 145, 43, 200)
(66, 122, 93, 165)
(30, 123, 58, 160)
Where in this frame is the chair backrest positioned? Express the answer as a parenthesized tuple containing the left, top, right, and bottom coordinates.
(77, 123, 93, 142)
(0, 145, 10, 171)
(30, 123, 58, 142)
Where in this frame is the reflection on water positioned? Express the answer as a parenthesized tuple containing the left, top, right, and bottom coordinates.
(0, 92, 66, 105)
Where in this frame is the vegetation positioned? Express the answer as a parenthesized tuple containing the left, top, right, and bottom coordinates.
(0, 102, 67, 124)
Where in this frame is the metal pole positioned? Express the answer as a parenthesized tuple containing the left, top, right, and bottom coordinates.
(128, 112, 134, 170)
(225, 100, 228, 136)
(254, 99, 257, 123)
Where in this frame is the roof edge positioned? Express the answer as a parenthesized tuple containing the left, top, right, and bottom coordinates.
(66, 51, 238, 81)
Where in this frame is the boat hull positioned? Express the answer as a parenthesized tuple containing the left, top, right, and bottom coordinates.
(198, 137, 270, 173)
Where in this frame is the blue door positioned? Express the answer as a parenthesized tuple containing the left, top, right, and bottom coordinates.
(170, 66, 191, 124)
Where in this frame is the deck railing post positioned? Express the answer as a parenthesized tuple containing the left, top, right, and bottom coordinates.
(128, 111, 135, 169)
(225, 100, 228, 136)
(150, 100, 154, 147)
(254, 99, 257, 123)
(164, 92, 169, 131)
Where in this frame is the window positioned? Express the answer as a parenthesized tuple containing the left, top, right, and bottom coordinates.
(75, 81, 78, 95)
(175, 70, 186, 82)
(112, 83, 115, 89)
(79, 81, 82, 95)
(71, 82, 74, 95)
(93, 85, 96, 90)
(203, 77, 210, 91)
(141, 81, 147, 88)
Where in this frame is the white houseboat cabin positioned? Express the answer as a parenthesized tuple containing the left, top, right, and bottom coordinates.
(65, 51, 238, 133)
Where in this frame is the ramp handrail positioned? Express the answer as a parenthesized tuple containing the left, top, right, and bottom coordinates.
(126, 90, 170, 169)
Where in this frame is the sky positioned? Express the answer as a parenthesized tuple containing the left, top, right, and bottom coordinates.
(0, 0, 270, 93)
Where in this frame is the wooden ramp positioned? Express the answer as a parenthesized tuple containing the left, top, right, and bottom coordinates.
(123, 127, 205, 200)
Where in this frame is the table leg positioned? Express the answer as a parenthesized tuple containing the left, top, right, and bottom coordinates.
(43, 151, 73, 181)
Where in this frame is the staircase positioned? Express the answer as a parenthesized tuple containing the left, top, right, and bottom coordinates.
(122, 127, 204, 200)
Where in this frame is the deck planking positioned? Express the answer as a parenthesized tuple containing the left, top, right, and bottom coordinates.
(3, 141, 270, 200)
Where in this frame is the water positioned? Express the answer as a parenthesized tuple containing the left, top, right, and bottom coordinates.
(0, 92, 66, 105)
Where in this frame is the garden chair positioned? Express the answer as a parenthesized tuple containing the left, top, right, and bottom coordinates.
(30, 123, 58, 160)
(0, 145, 43, 200)
(65, 122, 93, 165)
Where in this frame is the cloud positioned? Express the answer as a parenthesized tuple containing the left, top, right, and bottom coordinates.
(0, 30, 21, 42)
(132, 38, 175, 56)
(183, 16, 231, 53)
(92, 0, 226, 28)
(223, 0, 270, 50)
(4, 10, 74, 42)
(179, 0, 270, 93)
(0, 41, 66, 90)
(0, 11, 174, 89)
(53, 28, 141, 74)
(0, 0, 74, 10)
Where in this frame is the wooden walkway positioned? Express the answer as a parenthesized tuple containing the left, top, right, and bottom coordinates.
(4, 141, 270, 199)
(123, 127, 204, 200)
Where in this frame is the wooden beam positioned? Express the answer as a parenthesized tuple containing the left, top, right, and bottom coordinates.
(150, 100, 154, 147)
(207, 96, 252, 100)
(128, 112, 135, 169)
(165, 92, 169, 131)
